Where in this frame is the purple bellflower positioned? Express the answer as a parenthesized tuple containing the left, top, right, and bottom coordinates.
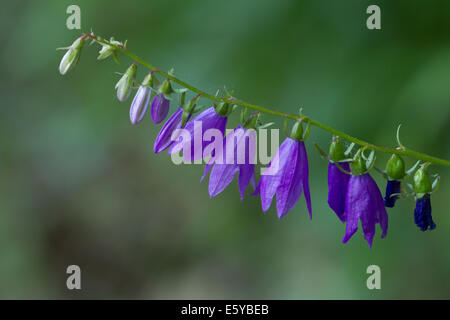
(150, 93, 170, 124)
(327, 139, 350, 222)
(254, 122, 312, 219)
(384, 180, 401, 208)
(169, 106, 228, 163)
(342, 152, 388, 248)
(342, 173, 388, 247)
(328, 162, 350, 222)
(383, 154, 406, 208)
(201, 126, 256, 200)
(414, 194, 436, 231)
(413, 166, 436, 231)
(154, 107, 191, 153)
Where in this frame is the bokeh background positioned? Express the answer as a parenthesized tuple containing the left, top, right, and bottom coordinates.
(0, 0, 449, 299)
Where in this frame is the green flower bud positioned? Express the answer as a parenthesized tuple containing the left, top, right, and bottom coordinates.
(329, 137, 345, 162)
(350, 149, 367, 176)
(141, 72, 153, 87)
(413, 166, 432, 195)
(243, 113, 260, 130)
(385, 154, 405, 180)
(215, 102, 230, 117)
(97, 39, 122, 60)
(159, 78, 174, 96)
(290, 121, 303, 141)
(115, 63, 137, 102)
(58, 35, 86, 75)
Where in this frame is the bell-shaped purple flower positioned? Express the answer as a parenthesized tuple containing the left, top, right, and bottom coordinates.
(201, 126, 256, 200)
(384, 180, 401, 208)
(384, 154, 405, 208)
(154, 107, 191, 153)
(342, 173, 388, 248)
(150, 93, 170, 124)
(169, 107, 227, 163)
(129, 85, 151, 125)
(327, 162, 350, 222)
(254, 138, 311, 219)
(414, 194, 436, 231)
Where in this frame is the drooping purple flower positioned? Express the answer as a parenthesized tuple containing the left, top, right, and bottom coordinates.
(150, 93, 170, 124)
(384, 180, 401, 208)
(254, 138, 311, 219)
(129, 84, 151, 125)
(327, 162, 350, 222)
(414, 194, 436, 231)
(384, 154, 405, 208)
(201, 126, 256, 200)
(169, 107, 227, 163)
(154, 107, 192, 153)
(342, 173, 388, 248)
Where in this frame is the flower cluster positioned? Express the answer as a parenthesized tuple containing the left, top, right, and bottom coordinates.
(57, 34, 445, 248)
(325, 138, 440, 247)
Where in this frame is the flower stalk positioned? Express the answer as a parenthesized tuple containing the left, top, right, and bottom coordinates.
(80, 33, 450, 167)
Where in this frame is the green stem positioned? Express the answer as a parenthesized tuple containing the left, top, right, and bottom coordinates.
(91, 35, 450, 167)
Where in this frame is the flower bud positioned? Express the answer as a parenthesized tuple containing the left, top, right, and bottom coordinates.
(159, 78, 174, 96)
(129, 85, 151, 125)
(385, 154, 405, 180)
(290, 121, 303, 141)
(58, 35, 86, 75)
(150, 94, 170, 124)
(214, 102, 231, 117)
(141, 72, 154, 87)
(329, 137, 345, 162)
(129, 73, 153, 125)
(413, 165, 432, 195)
(115, 63, 137, 102)
(97, 39, 122, 60)
(350, 149, 367, 176)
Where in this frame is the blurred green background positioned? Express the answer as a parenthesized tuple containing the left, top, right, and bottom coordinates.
(0, 0, 449, 299)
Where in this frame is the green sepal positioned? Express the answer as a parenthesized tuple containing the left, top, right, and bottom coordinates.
(350, 148, 367, 176)
(240, 107, 248, 124)
(181, 95, 201, 127)
(141, 72, 153, 87)
(243, 113, 260, 130)
(431, 175, 440, 193)
(315, 144, 352, 174)
(365, 150, 376, 171)
(290, 121, 303, 141)
(385, 154, 406, 180)
(257, 122, 275, 130)
(329, 136, 345, 162)
(214, 102, 231, 117)
(344, 142, 355, 157)
(413, 164, 432, 194)
(406, 160, 421, 176)
(159, 78, 174, 95)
